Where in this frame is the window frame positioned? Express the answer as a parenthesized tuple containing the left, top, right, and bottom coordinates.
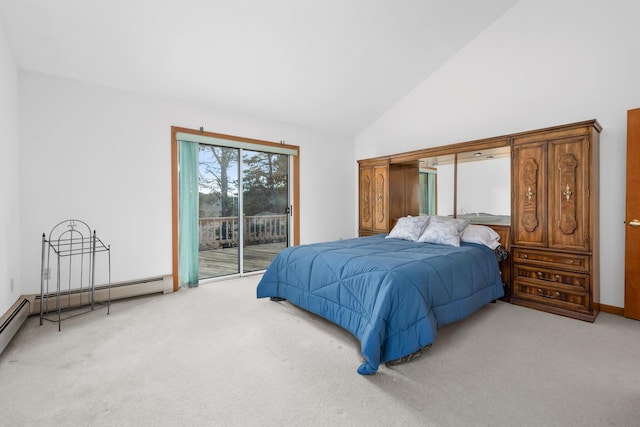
(171, 126, 300, 291)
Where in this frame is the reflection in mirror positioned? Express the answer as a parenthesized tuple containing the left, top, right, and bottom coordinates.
(456, 146, 510, 225)
(418, 147, 510, 225)
(419, 154, 455, 216)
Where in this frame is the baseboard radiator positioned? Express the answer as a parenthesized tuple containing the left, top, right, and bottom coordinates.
(0, 275, 172, 355)
(0, 298, 32, 356)
(33, 275, 172, 315)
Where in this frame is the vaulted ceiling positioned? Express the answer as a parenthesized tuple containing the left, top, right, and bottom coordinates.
(0, 0, 518, 136)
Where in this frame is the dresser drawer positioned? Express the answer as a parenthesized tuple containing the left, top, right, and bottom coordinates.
(512, 248, 589, 272)
(512, 280, 590, 313)
(513, 264, 589, 292)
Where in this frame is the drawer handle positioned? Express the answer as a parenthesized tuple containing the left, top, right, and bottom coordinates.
(537, 271, 560, 282)
(523, 254, 528, 259)
(538, 288, 560, 299)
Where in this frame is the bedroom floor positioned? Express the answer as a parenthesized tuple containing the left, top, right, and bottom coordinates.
(1, 275, 639, 427)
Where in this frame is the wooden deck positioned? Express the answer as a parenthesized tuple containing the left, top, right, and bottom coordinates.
(198, 242, 286, 279)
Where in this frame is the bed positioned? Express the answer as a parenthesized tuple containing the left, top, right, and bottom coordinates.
(256, 217, 506, 375)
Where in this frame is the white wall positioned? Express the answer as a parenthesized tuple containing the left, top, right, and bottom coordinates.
(356, 0, 640, 309)
(0, 19, 20, 315)
(18, 71, 355, 295)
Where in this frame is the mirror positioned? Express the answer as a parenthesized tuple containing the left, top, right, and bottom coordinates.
(418, 146, 510, 225)
(456, 146, 510, 225)
(419, 154, 455, 217)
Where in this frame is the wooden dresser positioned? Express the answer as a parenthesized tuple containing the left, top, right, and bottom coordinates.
(510, 120, 600, 321)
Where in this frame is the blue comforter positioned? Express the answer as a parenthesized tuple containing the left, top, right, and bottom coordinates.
(256, 234, 504, 375)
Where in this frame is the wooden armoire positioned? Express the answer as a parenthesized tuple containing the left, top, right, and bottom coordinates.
(510, 120, 601, 321)
(357, 119, 600, 322)
(358, 157, 419, 236)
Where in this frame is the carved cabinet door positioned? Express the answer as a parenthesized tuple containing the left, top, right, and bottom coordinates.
(359, 166, 373, 231)
(548, 136, 590, 251)
(512, 141, 547, 247)
(372, 165, 389, 233)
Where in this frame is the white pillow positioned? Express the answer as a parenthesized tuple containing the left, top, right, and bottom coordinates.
(429, 215, 470, 232)
(417, 219, 462, 247)
(461, 224, 501, 249)
(386, 215, 430, 241)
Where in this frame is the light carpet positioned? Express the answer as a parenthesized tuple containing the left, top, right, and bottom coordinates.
(1, 275, 639, 427)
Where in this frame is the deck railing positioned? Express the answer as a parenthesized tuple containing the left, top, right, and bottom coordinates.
(199, 215, 288, 250)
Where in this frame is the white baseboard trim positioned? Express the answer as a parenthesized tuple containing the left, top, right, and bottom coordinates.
(1, 274, 173, 355)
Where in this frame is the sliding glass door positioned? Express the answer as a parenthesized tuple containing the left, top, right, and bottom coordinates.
(197, 145, 290, 279)
(198, 145, 241, 278)
(241, 150, 289, 274)
(173, 127, 299, 290)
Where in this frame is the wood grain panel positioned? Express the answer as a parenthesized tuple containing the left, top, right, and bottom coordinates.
(625, 108, 640, 319)
(548, 137, 590, 251)
(512, 142, 547, 246)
